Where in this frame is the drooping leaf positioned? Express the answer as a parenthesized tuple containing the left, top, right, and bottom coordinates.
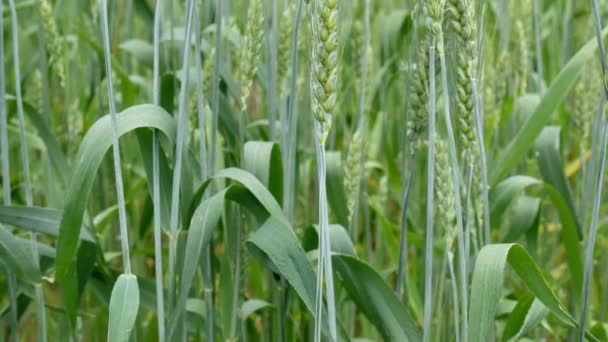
(56, 104, 176, 280)
(243, 141, 283, 204)
(490, 27, 608, 185)
(0, 206, 95, 242)
(534, 126, 581, 237)
(333, 254, 421, 341)
(240, 299, 273, 319)
(490, 175, 541, 224)
(502, 295, 549, 342)
(502, 196, 541, 243)
(468, 244, 595, 341)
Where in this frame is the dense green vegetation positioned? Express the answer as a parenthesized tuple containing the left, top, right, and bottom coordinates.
(1, 0, 608, 341)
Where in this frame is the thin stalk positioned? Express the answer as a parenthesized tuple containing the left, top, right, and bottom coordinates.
(356, 0, 371, 130)
(579, 1, 607, 337)
(422, 41, 436, 342)
(266, 0, 278, 140)
(533, 0, 544, 92)
(194, 7, 208, 185)
(99, 0, 132, 273)
(1, 6, 18, 340)
(465, 165, 479, 256)
(350, 0, 372, 258)
(8, 1, 46, 340)
(313, 121, 337, 342)
(205, 2, 222, 340)
(579, 116, 608, 341)
(582, 103, 603, 232)
(210, 0, 222, 178)
(438, 33, 468, 342)
(361, 0, 373, 263)
(448, 252, 461, 342)
(396, 155, 415, 299)
(167, 0, 196, 332)
(230, 210, 243, 340)
(560, 0, 573, 66)
(4, 264, 18, 342)
(471, 79, 490, 245)
(397, 8, 420, 301)
(152, 0, 165, 339)
(0, 0, 8, 208)
(203, 247, 214, 342)
(283, 0, 304, 222)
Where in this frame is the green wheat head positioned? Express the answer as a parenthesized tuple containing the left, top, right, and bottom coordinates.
(311, 0, 339, 143)
(448, 0, 478, 161)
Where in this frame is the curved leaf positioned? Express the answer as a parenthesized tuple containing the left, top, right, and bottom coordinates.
(502, 196, 541, 243)
(503, 295, 549, 342)
(189, 168, 288, 225)
(169, 189, 226, 336)
(534, 126, 581, 237)
(333, 255, 421, 341)
(247, 217, 316, 312)
(468, 244, 592, 341)
(0, 206, 95, 242)
(543, 184, 583, 298)
(240, 299, 273, 318)
(56, 104, 176, 280)
(490, 175, 541, 224)
(490, 27, 608, 185)
(243, 141, 283, 204)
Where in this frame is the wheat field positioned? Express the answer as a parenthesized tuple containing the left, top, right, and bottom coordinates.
(0, 0, 607, 341)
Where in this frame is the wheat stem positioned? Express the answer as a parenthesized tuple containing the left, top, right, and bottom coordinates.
(579, 0, 608, 338)
(422, 40, 436, 342)
(8, 2, 47, 339)
(152, 0, 165, 339)
(267, 0, 278, 140)
(210, 0, 222, 180)
(396, 156, 415, 299)
(0, 5, 18, 340)
(533, 0, 544, 92)
(283, 0, 304, 222)
(447, 252, 461, 342)
(438, 32, 468, 342)
(471, 78, 490, 245)
(167, 1, 195, 337)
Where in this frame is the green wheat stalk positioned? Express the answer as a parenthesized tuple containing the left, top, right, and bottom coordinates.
(8, 1, 47, 340)
(0, 2, 19, 340)
(579, 0, 608, 338)
(152, 0, 165, 339)
(166, 1, 196, 339)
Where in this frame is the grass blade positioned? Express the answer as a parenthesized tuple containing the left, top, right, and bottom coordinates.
(490, 27, 608, 185)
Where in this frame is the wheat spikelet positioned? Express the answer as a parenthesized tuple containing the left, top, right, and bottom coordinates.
(406, 39, 430, 151)
(344, 129, 362, 220)
(310, 0, 339, 142)
(239, 0, 264, 112)
(448, 0, 477, 161)
(434, 136, 456, 249)
(39, 0, 65, 89)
